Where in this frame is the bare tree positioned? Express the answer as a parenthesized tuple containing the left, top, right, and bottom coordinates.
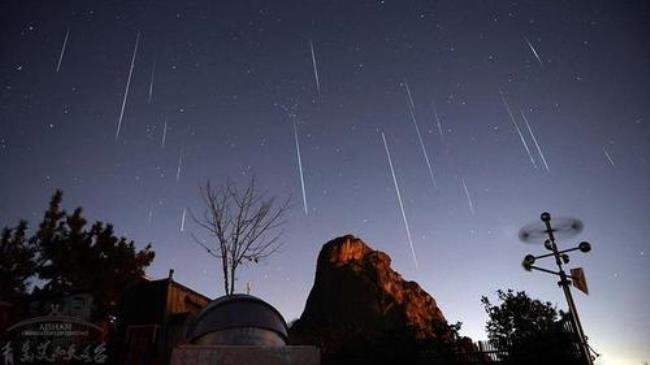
(191, 177, 290, 295)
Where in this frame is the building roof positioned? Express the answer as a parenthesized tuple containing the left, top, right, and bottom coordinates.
(119, 277, 210, 325)
(186, 294, 288, 342)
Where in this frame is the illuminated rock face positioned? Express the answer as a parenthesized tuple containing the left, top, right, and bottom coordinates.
(289, 235, 449, 359)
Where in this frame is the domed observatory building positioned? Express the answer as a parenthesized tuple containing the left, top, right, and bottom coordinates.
(187, 294, 288, 346)
(171, 294, 319, 365)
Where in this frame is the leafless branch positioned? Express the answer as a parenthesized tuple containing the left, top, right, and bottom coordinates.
(191, 176, 290, 295)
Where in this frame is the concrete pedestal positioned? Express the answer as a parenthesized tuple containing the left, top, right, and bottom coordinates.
(170, 345, 320, 365)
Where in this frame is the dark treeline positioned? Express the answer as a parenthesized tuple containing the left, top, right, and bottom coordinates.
(0, 190, 155, 321)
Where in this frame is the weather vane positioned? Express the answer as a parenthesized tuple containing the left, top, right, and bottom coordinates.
(519, 212, 598, 365)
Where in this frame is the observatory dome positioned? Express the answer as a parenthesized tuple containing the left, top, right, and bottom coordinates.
(186, 294, 288, 347)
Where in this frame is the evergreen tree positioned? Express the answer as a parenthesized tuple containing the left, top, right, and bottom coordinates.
(0, 190, 155, 320)
(0, 220, 37, 304)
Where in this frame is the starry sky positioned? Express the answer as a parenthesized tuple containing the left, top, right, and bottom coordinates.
(1, 1, 648, 364)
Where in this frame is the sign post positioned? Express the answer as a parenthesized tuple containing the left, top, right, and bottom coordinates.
(571, 267, 589, 295)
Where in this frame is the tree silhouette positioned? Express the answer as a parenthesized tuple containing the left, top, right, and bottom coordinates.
(191, 177, 290, 295)
(481, 289, 582, 365)
(0, 220, 37, 305)
(0, 190, 155, 320)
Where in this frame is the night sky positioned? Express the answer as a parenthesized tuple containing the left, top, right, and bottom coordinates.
(1, 1, 648, 364)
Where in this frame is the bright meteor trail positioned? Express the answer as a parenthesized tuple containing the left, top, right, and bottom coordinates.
(180, 208, 186, 232)
(309, 39, 321, 97)
(161, 117, 168, 149)
(115, 32, 140, 140)
(499, 90, 537, 169)
(524, 36, 543, 67)
(381, 131, 418, 269)
(293, 119, 308, 215)
(520, 110, 550, 172)
(56, 27, 70, 73)
(461, 176, 475, 216)
(402, 80, 437, 189)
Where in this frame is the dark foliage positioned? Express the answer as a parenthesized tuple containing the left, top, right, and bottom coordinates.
(0, 220, 37, 305)
(312, 319, 470, 365)
(481, 289, 583, 365)
(0, 190, 155, 320)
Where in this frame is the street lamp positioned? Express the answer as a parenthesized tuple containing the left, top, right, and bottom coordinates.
(519, 212, 596, 365)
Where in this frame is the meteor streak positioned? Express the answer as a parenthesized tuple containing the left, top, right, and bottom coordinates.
(603, 146, 615, 167)
(56, 28, 70, 73)
(432, 100, 444, 137)
(309, 39, 321, 97)
(499, 90, 537, 168)
(461, 176, 475, 216)
(115, 32, 140, 140)
(381, 131, 418, 269)
(403, 79, 416, 111)
(161, 117, 167, 148)
(520, 110, 550, 172)
(148, 58, 156, 104)
(402, 80, 437, 189)
(180, 208, 186, 232)
(293, 119, 308, 214)
(176, 149, 183, 182)
(524, 36, 543, 67)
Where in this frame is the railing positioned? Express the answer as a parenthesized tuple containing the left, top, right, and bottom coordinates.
(446, 341, 508, 364)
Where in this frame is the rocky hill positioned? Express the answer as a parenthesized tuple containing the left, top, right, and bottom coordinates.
(289, 235, 467, 364)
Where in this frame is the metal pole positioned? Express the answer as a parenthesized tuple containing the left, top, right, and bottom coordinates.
(543, 214, 593, 365)
(562, 277, 592, 364)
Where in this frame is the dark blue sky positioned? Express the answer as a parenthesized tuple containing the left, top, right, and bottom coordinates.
(1, 1, 648, 363)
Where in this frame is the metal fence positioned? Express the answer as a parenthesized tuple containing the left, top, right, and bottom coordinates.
(447, 335, 584, 365)
(445, 340, 508, 364)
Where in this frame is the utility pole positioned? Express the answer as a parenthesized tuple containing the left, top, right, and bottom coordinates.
(520, 212, 595, 365)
